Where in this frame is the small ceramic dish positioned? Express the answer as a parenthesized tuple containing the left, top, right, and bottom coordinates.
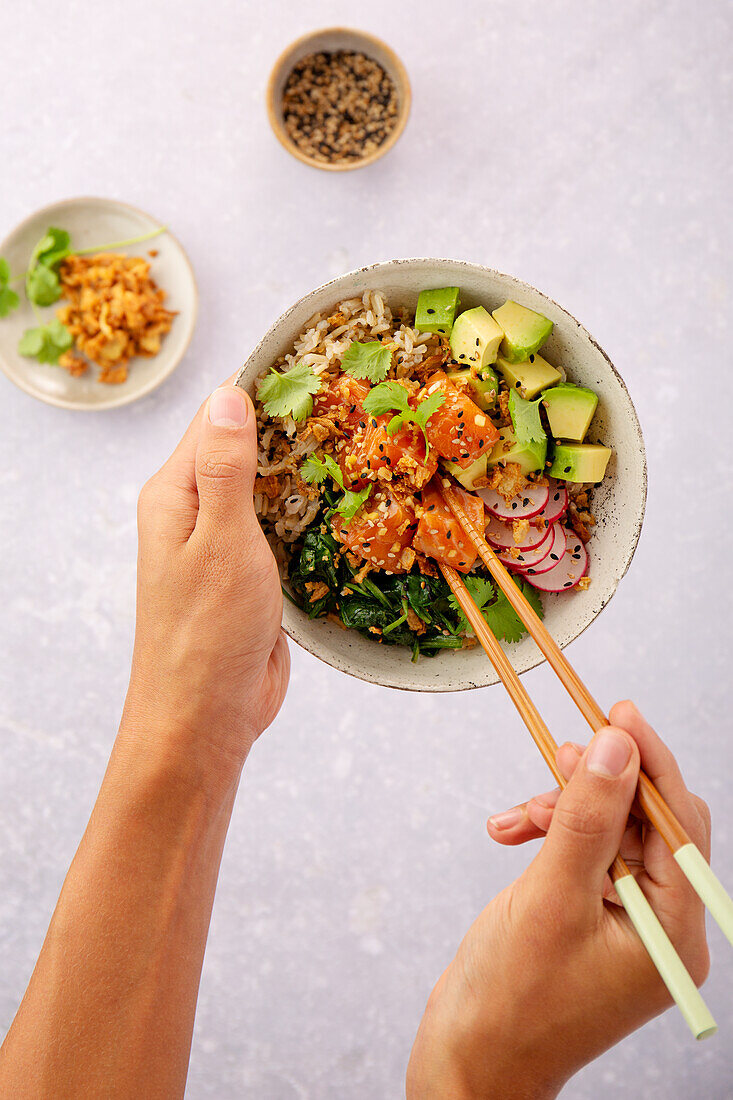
(0, 196, 198, 411)
(236, 258, 647, 693)
(266, 27, 411, 172)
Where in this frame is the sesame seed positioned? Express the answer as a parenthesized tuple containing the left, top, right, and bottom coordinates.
(427, 307, 435, 314)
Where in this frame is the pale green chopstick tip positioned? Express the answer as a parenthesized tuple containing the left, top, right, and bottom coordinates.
(675, 843, 733, 952)
(614, 873, 717, 1041)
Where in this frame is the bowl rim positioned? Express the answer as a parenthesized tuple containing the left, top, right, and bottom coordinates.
(266, 27, 412, 173)
(0, 195, 199, 412)
(238, 257, 648, 691)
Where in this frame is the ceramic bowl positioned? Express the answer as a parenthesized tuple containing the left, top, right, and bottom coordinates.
(0, 196, 198, 411)
(266, 28, 411, 172)
(236, 259, 647, 692)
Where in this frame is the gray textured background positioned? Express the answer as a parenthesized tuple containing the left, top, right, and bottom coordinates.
(2, 1, 732, 1096)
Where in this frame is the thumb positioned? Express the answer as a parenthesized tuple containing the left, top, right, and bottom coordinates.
(538, 727, 640, 899)
(194, 385, 258, 526)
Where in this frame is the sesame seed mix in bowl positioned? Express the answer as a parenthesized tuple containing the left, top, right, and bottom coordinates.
(253, 288, 613, 660)
(282, 51, 399, 165)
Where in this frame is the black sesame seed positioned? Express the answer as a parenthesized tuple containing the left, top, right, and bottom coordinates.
(459, 354, 465, 360)
(550, 553, 559, 561)
(511, 502, 517, 510)
(527, 569, 536, 574)
(515, 381, 522, 389)
(438, 327, 446, 333)
(572, 552, 581, 559)
(427, 307, 435, 314)
(529, 354, 535, 363)
(475, 338, 480, 346)
(371, 419, 377, 428)
(522, 498, 530, 506)
(563, 581, 572, 587)
(564, 466, 571, 473)
(446, 530, 452, 539)
(553, 492, 560, 501)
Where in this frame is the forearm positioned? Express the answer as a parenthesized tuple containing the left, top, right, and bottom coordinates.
(0, 719, 240, 1099)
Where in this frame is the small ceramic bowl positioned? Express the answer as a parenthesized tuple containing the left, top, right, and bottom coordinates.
(266, 28, 411, 172)
(237, 259, 647, 692)
(0, 196, 198, 411)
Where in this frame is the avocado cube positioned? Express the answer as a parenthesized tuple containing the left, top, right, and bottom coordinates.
(542, 383, 598, 443)
(415, 287, 460, 335)
(446, 366, 499, 411)
(495, 354, 562, 400)
(442, 452, 488, 490)
(492, 300, 553, 363)
(549, 443, 612, 483)
(487, 425, 547, 476)
(449, 306, 503, 370)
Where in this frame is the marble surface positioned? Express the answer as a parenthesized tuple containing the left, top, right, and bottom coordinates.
(1, 1, 732, 1096)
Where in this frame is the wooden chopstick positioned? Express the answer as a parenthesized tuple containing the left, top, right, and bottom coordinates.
(441, 561, 716, 1040)
(441, 480, 733, 955)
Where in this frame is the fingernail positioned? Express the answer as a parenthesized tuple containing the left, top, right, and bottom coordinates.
(208, 387, 249, 427)
(587, 730, 632, 778)
(489, 807, 524, 830)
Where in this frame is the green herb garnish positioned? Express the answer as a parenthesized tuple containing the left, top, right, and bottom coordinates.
(300, 452, 372, 521)
(257, 361, 322, 422)
(0, 259, 19, 318)
(341, 340, 391, 383)
(362, 380, 446, 452)
(448, 574, 544, 643)
(18, 319, 73, 365)
(508, 388, 545, 445)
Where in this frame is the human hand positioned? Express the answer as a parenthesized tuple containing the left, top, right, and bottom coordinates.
(121, 382, 289, 786)
(407, 702, 710, 1100)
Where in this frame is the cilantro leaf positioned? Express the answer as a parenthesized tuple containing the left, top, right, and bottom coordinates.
(362, 380, 445, 451)
(362, 380, 409, 417)
(257, 361, 321, 422)
(300, 453, 372, 523)
(448, 574, 544, 642)
(301, 453, 343, 488)
(18, 319, 73, 365)
(509, 389, 545, 445)
(33, 228, 71, 267)
(447, 576, 495, 634)
(25, 227, 71, 308)
(483, 576, 545, 642)
(0, 287, 19, 317)
(341, 340, 391, 383)
(412, 388, 446, 434)
(26, 263, 62, 307)
(0, 258, 19, 317)
(334, 484, 372, 521)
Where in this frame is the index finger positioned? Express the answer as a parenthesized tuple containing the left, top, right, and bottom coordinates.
(609, 700, 709, 855)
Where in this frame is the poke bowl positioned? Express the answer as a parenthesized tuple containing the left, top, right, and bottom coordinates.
(236, 258, 646, 692)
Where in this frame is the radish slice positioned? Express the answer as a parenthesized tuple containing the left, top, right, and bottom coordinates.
(524, 533, 588, 592)
(540, 480, 568, 525)
(485, 512, 550, 551)
(479, 482, 549, 521)
(510, 523, 566, 575)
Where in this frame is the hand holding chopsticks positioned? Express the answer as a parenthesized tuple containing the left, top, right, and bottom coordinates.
(438, 479, 732, 1039)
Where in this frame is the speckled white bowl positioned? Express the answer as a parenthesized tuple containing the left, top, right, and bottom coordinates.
(236, 259, 647, 692)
